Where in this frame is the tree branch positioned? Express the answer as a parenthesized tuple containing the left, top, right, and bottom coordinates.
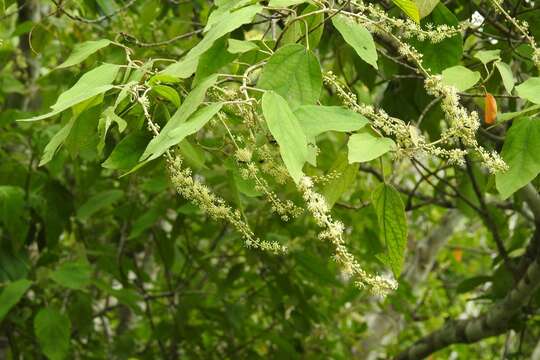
(395, 231, 540, 360)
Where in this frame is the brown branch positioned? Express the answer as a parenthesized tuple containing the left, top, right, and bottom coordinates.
(52, 0, 136, 24)
(395, 234, 540, 360)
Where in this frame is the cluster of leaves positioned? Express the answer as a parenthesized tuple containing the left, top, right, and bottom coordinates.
(2, 0, 540, 359)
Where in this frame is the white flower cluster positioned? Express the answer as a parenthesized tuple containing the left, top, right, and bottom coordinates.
(168, 157, 287, 254)
(348, 0, 465, 43)
(424, 75, 508, 173)
(298, 176, 398, 296)
(324, 72, 508, 173)
(236, 149, 303, 222)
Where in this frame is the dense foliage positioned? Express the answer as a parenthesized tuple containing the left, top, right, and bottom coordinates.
(2, 0, 540, 358)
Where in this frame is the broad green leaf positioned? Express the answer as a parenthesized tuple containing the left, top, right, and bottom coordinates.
(18, 64, 121, 122)
(128, 204, 165, 239)
(97, 106, 127, 154)
(148, 73, 181, 85)
(516, 77, 540, 104)
(77, 189, 124, 220)
(332, 15, 378, 69)
(41, 119, 75, 165)
(193, 36, 236, 86)
(262, 91, 308, 183)
(162, 57, 200, 79)
(372, 184, 408, 277)
(204, 0, 253, 31)
(474, 49, 501, 64)
(281, 4, 324, 49)
(0, 186, 28, 249)
(322, 155, 358, 208)
(64, 106, 100, 160)
(0, 279, 32, 321)
(441, 65, 481, 91)
(495, 61, 515, 93)
(103, 131, 150, 170)
(392, 0, 420, 23)
(49, 262, 91, 290)
(294, 105, 369, 138)
(227, 39, 259, 54)
(294, 105, 368, 164)
(167, 104, 223, 142)
(496, 118, 540, 199)
(268, 0, 307, 6)
(152, 84, 181, 107)
(294, 250, 339, 285)
(415, 0, 439, 18)
(347, 131, 396, 163)
(34, 308, 71, 360)
(498, 105, 540, 123)
(141, 74, 219, 161)
(57, 39, 112, 69)
(179, 139, 208, 170)
(258, 44, 322, 109)
(142, 103, 222, 162)
(162, 4, 261, 79)
(414, 4, 462, 73)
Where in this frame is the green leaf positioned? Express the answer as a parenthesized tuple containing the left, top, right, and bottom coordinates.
(474, 49, 501, 65)
(34, 308, 71, 360)
(152, 85, 181, 107)
(332, 15, 378, 69)
(18, 64, 121, 122)
(516, 77, 540, 104)
(103, 131, 150, 170)
(392, 0, 420, 23)
(142, 103, 222, 162)
(128, 203, 165, 239)
(76, 189, 124, 220)
(227, 39, 259, 54)
(49, 262, 91, 290)
(294, 105, 369, 138)
(441, 65, 481, 91)
(204, 0, 253, 30)
(268, 0, 307, 6)
(495, 61, 515, 93)
(372, 184, 408, 277)
(258, 44, 322, 109)
(413, 4, 462, 73)
(281, 4, 324, 49)
(162, 4, 262, 78)
(294, 105, 369, 165)
(148, 73, 181, 85)
(193, 36, 236, 86)
(64, 106, 100, 160)
(414, 0, 439, 18)
(322, 155, 358, 208)
(498, 105, 540, 123)
(57, 39, 112, 69)
(261, 91, 308, 183)
(97, 106, 127, 155)
(0, 186, 28, 249)
(347, 131, 396, 163)
(39, 120, 75, 166)
(496, 118, 540, 199)
(141, 74, 219, 161)
(0, 279, 32, 321)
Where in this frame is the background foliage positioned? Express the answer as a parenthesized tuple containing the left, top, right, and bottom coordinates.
(2, 0, 540, 359)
